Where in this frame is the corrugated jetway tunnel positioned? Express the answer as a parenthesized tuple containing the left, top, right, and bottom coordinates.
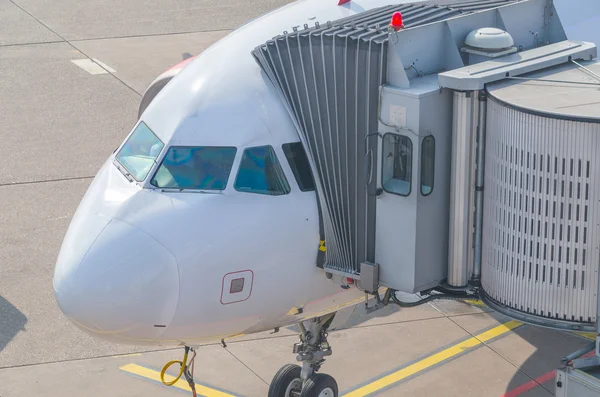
(252, 0, 525, 280)
(252, 0, 600, 342)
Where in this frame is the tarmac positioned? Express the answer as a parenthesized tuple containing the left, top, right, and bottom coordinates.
(0, 0, 594, 396)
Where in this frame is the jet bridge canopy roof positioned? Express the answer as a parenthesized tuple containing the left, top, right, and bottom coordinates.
(438, 41, 598, 90)
(486, 59, 600, 122)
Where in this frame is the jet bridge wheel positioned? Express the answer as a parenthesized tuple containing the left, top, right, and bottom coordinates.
(268, 364, 303, 397)
(299, 373, 338, 397)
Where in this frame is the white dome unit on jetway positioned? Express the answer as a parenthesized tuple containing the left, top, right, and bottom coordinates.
(462, 27, 517, 63)
(480, 62, 600, 331)
(465, 27, 514, 50)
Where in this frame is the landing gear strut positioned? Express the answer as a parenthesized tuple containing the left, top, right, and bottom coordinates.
(268, 313, 338, 397)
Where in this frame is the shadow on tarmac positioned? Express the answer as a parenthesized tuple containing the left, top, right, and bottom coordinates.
(0, 295, 27, 352)
(283, 297, 592, 396)
(504, 321, 591, 397)
(283, 298, 405, 334)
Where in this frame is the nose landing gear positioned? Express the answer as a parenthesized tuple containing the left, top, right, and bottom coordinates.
(269, 313, 339, 397)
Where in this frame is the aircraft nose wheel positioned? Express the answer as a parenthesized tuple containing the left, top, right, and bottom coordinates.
(272, 314, 339, 397)
(269, 365, 338, 397)
(268, 364, 303, 397)
(299, 374, 338, 397)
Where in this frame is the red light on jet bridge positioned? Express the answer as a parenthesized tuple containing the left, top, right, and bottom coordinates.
(389, 11, 404, 31)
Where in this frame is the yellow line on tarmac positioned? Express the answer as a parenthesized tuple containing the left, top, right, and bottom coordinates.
(120, 363, 236, 397)
(343, 320, 523, 397)
(574, 332, 596, 341)
(112, 353, 142, 358)
(463, 299, 486, 307)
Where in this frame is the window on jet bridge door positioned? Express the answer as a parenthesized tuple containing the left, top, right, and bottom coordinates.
(382, 133, 412, 197)
(421, 135, 435, 196)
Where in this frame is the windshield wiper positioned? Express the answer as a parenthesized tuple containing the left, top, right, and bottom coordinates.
(113, 160, 135, 182)
(157, 188, 223, 194)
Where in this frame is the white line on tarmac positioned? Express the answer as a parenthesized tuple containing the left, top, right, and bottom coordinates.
(92, 58, 116, 73)
(71, 58, 116, 75)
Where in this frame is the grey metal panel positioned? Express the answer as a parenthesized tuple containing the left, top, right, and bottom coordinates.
(481, 95, 600, 327)
(556, 367, 600, 397)
(447, 91, 475, 287)
(414, 87, 454, 291)
(359, 262, 380, 292)
(497, 0, 554, 49)
(466, 93, 480, 280)
(438, 40, 597, 90)
(253, 0, 527, 275)
(472, 92, 488, 280)
(390, 0, 564, 88)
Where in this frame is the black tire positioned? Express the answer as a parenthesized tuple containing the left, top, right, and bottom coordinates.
(300, 373, 338, 397)
(268, 364, 302, 397)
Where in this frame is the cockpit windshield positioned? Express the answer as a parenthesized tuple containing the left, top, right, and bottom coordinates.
(151, 146, 237, 190)
(115, 122, 164, 181)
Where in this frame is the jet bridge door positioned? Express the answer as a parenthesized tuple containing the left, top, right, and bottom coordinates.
(375, 81, 453, 294)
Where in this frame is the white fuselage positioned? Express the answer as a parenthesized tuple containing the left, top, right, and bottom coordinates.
(53, 0, 423, 347)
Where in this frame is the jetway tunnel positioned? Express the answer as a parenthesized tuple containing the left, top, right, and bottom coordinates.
(253, 0, 600, 393)
(254, 0, 599, 343)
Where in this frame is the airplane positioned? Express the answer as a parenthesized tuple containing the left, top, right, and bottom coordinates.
(52, 0, 600, 396)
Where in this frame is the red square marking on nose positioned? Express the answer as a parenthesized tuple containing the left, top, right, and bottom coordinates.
(230, 278, 245, 294)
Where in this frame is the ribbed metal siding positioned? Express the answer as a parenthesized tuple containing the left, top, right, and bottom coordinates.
(482, 96, 600, 325)
(252, 26, 386, 274)
(334, 0, 519, 31)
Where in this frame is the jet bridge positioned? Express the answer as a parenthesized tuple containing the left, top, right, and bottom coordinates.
(253, 1, 600, 394)
(252, 0, 593, 290)
(254, 0, 600, 394)
(252, 0, 532, 287)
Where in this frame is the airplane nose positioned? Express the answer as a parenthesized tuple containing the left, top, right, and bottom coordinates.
(53, 214, 179, 343)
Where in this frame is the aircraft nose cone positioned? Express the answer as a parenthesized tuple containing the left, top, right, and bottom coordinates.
(53, 215, 179, 343)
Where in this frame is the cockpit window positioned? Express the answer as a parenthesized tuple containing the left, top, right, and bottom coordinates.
(234, 145, 290, 196)
(282, 142, 315, 192)
(151, 146, 237, 190)
(115, 121, 164, 181)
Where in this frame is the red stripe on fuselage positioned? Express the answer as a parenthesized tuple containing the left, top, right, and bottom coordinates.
(166, 56, 196, 72)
